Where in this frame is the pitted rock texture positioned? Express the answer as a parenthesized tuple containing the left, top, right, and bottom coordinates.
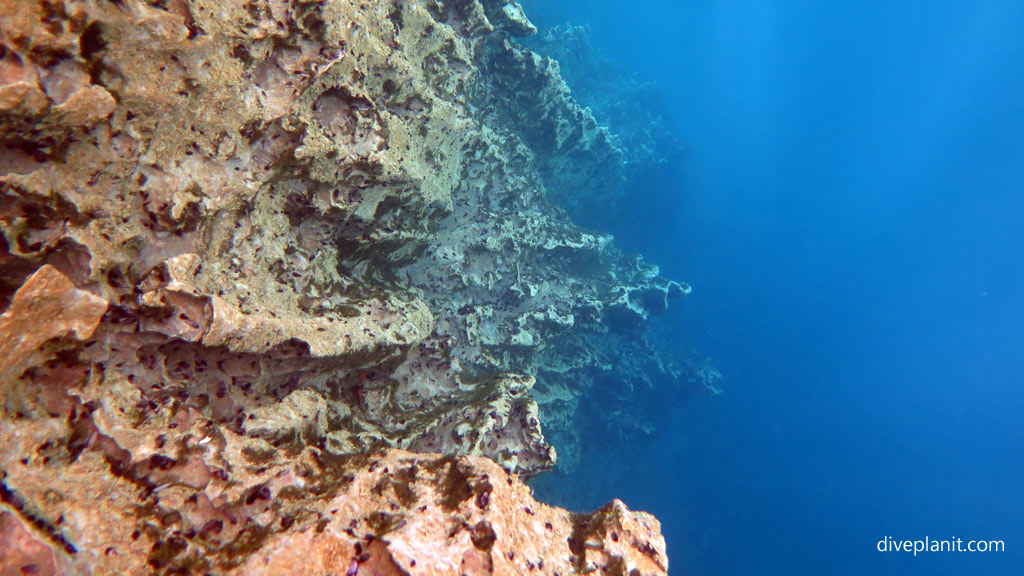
(0, 340, 667, 574)
(2, 0, 688, 572)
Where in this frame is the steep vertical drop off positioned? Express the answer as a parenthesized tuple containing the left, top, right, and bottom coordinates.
(0, 0, 709, 573)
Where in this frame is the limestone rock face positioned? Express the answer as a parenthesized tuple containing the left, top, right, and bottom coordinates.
(231, 450, 667, 576)
(0, 367, 666, 574)
(1, 0, 684, 572)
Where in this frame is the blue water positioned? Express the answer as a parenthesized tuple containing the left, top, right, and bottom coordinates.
(523, 1, 1024, 574)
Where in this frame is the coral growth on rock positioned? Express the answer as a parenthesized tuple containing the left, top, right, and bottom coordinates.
(0, 0, 701, 572)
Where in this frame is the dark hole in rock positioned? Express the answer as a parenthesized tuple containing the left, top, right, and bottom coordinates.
(79, 22, 106, 61)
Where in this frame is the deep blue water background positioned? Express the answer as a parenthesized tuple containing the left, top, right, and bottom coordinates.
(522, 1, 1024, 574)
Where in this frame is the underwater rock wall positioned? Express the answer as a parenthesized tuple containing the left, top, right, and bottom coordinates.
(0, 0, 693, 572)
(522, 24, 686, 228)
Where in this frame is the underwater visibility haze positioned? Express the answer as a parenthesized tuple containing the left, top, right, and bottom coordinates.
(0, 0, 1021, 573)
(525, 0, 1024, 574)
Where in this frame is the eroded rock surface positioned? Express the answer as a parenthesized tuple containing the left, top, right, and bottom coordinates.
(1, 357, 666, 574)
(0, 0, 694, 572)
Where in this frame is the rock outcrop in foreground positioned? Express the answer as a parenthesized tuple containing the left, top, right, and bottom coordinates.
(0, 300, 667, 572)
(0, 0, 700, 572)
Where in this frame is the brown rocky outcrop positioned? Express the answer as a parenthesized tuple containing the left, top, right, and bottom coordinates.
(0, 0, 692, 572)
